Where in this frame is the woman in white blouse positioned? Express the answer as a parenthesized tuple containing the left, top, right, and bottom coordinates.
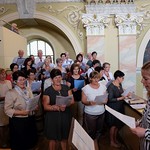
(82, 71, 108, 142)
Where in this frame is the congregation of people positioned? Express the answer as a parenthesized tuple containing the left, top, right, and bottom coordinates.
(0, 49, 150, 150)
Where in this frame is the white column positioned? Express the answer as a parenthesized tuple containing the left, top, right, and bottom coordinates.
(115, 13, 143, 89)
(82, 13, 110, 63)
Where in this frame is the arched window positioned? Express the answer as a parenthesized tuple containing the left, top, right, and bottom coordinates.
(27, 39, 54, 63)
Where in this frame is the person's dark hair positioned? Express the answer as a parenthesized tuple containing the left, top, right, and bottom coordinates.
(76, 53, 83, 62)
(60, 53, 66, 58)
(50, 69, 62, 79)
(114, 70, 125, 80)
(70, 63, 80, 75)
(103, 62, 110, 68)
(26, 69, 36, 77)
(91, 51, 97, 56)
(10, 63, 18, 71)
(95, 66, 104, 73)
(12, 70, 26, 81)
(92, 59, 101, 66)
(23, 58, 32, 67)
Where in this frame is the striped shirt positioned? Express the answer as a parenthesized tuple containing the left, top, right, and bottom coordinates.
(140, 100, 150, 150)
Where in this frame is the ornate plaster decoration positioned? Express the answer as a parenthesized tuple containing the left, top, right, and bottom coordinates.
(86, 0, 134, 5)
(0, 0, 84, 4)
(16, 0, 35, 19)
(82, 13, 110, 36)
(0, 0, 16, 4)
(36, 0, 84, 2)
(136, 2, 150, 36)
(42, 5, 84, 40)
(0, 7, 8, 16)
(85, 4, 136, 15)
(115, 13, 144, 35)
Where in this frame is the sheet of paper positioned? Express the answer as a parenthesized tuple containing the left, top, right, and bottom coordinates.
(26, 94, 41, 111)
(72, 119, 95, 150)
(35, 61, 44, 69)
(129, 99, 145, 104)
(122, 85, 135, 96)
(74, 80, 84, 90)
(105, 105, 136, 128)
(56, 95, 73, 106)
(31, 81, 42, 92)
(62, 72, 66, 80)
(94, 93, 108, 104)
(130, 104, 146, 109)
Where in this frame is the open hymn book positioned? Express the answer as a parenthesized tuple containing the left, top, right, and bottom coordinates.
(105, 105, 136, 128)
(69, 118, 98, 150)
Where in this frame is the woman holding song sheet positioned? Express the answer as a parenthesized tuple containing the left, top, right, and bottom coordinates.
(67, 63, 85, 126)
(106, 70, 126, 148)
(131, 61, 150, 150)
(82, 71, 107, 142)
(4, 70, 38, 150)
(42, 68, 74, 150)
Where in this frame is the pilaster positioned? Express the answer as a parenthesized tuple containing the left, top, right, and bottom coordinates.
(115, 13, 144, 88)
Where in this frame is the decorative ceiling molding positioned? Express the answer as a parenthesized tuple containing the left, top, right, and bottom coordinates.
(0, 0, 16, 4)
(85, 4, 136, 14)
(115, 13, 144, 35)
(0, 0, 84, 4)
(86, 0, 134, 5)
(82, 14, 110, 35)
(36, 0, 84, 2)
(42, 5, 84, 40)
(0, 6, 9, 16)
(16, 0, 35, 19)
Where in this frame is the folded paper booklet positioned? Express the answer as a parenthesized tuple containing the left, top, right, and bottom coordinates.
(71, 119, 96, 150)
(31, 81, 42, 92)
(129, 99, 145, 104)
(122, 85, 135, 96)
(56, 95, 73, 106)
(26, 94, 41, 111)
(94, 93, 108, 104)
(74, 80, 84, 90)
(105, 105, 136, 128)
(35, 61, 44, 69)
(130, 104, 146, 109)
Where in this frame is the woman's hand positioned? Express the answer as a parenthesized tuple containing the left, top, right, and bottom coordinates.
(18, 110, 30, 116)
(34, 105, 39, 112)
(117, 96, 125, 101)
(130, 127, 146, 138)
(72, 88, 77, 92)
(59, 105, 66, 111)
(89, 101, 96, 105)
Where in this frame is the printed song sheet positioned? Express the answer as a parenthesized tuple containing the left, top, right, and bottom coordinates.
(122, 85, 135, 96)
(105, 105, 136, 128)
(31, 81, 42, 92)
(26, 94, 41, 111)
(94, 93, 108, 104)
(56, 95, 73, 106)
(72, 119, 95, 150)
(74, 80, 84, 90)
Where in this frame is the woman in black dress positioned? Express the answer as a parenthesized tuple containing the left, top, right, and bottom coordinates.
(42, 68, 74, 150)
(67, 63, 85, 125)
(106, 70, 127, 148)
